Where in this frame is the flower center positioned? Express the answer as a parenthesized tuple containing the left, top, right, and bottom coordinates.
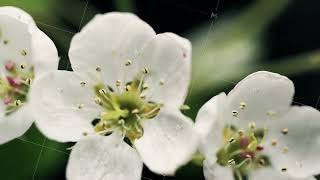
(91, 71, 161, 142)
(216, 124, 270, 179)
(0, 61, 34, 115)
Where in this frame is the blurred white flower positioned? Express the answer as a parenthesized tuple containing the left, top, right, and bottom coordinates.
(195, 71, 320, 180)
(30, 12, 198, 180)
(0, 6, 59, 144)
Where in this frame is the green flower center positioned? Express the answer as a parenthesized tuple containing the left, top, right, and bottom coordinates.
(92, 77, 161, 142)
(0, 61, 34, 115)
(216, 124, 270, 179)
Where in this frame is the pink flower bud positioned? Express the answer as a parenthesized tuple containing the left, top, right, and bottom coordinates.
(5, 61, 15, 71)
(7, 76, 21, 87)
(3, 95, 12, 105)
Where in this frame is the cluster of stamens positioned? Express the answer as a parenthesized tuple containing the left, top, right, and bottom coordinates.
(0, 60, 34, 115)
(84, 61, 162, 142)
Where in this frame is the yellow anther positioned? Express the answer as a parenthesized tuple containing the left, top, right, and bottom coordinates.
(26, 78, 32, 85)
(232, 110, 238, 117)
(228, 137, 236, 143)
(21, 50, 27, 56)
(228, 159, 236, 166)
(80, 81, 86, 87)
(78, 103, 84, 109)
(248, 122, 256, 129)
(240, 102, 246, 110)
(142, 84, 149, 90)
(125, 85, 131, 91)
(281, 128, 289, 135)
(258, 159, 265, 166)
(94, 97, 102, 105)
(99, 89, 106, 95)
(132, 109, 139, 114)
(82, 132, 88, 136)
(267, 110, 276, 116)
(282, 147, 289, 154)
(140, 94, 146, 99)
(125, 59, 132, 66)
(116, 80, 121, 87)
(159, 79, 165, 86)
(271, 139, 278, 146)
(95, 66, 101, 72)
(142, 67, 149, 74)
(238, 130, 244, 136)
(15, 100, 22, 106)
(281, 168, 287, 172)
(20, 63, 26, 69)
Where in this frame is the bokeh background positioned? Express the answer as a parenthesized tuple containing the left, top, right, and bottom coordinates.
(1, 0, 320, 179)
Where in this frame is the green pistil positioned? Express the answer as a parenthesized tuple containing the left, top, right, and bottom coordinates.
(216, 125, 270, 178)
(93, 79, 161, 142)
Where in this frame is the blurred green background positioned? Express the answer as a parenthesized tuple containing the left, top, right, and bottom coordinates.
(1, 0, 320, 179)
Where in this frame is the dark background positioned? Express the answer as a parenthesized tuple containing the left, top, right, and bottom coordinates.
(0, 0, 320, 179)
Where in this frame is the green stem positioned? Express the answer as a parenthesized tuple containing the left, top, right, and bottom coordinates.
(114, 0, 135, 12)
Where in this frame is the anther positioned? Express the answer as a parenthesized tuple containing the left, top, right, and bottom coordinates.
(267, 110, 276, 116)
(24, 78, 31, 85)
(125, 85, 131, 91)
(80, 81, 86, 87)
(78, 103, 84, 109)
(228, 159, 236, 166)
(245, 154, 252, 159)
(21, 50, 27, 56)
(248, 122, 256, 129)
(240, 102, 246, 110)
(258, 159, 265, 166)
(20, 63, 26, 69)
(281, 128, 289, 135)
(271, 139, 278, 146)
(95, 66, 101, 72)
(281, 168, 287, 172)
(232, 110, 238, 117)
(132, 109, 139, 114)
(142, 84, 149, 90)
(99, 89, 106, 95)
(282, 147, 289, 154)
(116, 80, 121, 87)
(15, 100, 22, 106)
(142, 67, 149, 74)
(125, 59, 132, 66)
(3, 40, 9, 45)
(140, 94, 146, 99)
(82, 132, 88, 136)
(159, 79, 165, 86)
(94, 97, 102, 105)
(228, 137, 236, 143)
(238, 130, 244, 136)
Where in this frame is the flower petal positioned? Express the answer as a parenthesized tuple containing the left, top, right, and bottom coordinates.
(30, 28, 59, 76)
(67, 133, 142, 180)
(134, 108, 198, 175)
(195, 93, 226, 162)
(225, 71, 294, 129)
(29, 71, 100, 142)
(203, 161, 233, 180)
(250, 168, 316, 180)
(0, 104, 33, 144)
(137, 33, 192, 107)
(0, 6, 35, 25)
(263, 106, 320, 178)
(69, 12, 156, 89)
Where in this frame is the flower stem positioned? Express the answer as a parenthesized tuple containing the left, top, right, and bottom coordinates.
(191, 152, 205, 167)
(114, 0, 135, 12)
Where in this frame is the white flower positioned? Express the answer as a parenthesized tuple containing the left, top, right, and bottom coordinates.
(0, 6, 59, 144)
(29, 12, 198, 179)
(195, 71, 320, 180)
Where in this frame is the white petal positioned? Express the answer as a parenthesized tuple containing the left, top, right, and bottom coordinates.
(0, 6, 35, 25)
(134, 108, 198, 175)
(29, 71, 100, 142)
(0, 104, 33, 144)
(195, 93, 227, 162)
(203, 161, 233, 180)
(69, 12, 156, 89)
(250, 168, 316, 180)
(225, 71, 294, 129)
(263, 106, 320, 178)
(30, 28, 59, 76)
(137, 33, 192, 107)
(67, 133, 142, 180)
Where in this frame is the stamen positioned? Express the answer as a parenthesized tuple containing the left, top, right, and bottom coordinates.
(131, 109, 139, 114)
(142, 84, 149, 90)
(228, 137, 236, 143)
(94, 97, 102, 105)
(116, 80, 121, 87)
(125, 59, 132, 66)
(258, 159, 265, 166)
(281, 168, 287, 172)
(21, 50, 27, 56)
(82, 132, 88, 136)
(271, 139, 278, 146)
(248, 122, 256, 129)
(95, 66, 101, 72)
(80, 81, 86, 87)
(142, 67, 149, 74)
(15, 100, 22, 106)
(282, 147, 289, 154)
(20, 63, 27, 69)
(238, 130, 244, 136)
(140, 94, 146, 99)
(232, 110, 239, 117)
(26, 78, 32, 85)
(240, 102, 246, 110)
(228, 159, 236, 166)
(99, 89, 107, 95)
(125, 84, 131, 91)
(266, 110, 276, 116)
(78, 103, 84, 109)
(159, 79, 165, 86)
(281, 128, 288, 135)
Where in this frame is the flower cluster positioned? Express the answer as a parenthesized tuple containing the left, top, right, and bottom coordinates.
(1, 6, 320, 180)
